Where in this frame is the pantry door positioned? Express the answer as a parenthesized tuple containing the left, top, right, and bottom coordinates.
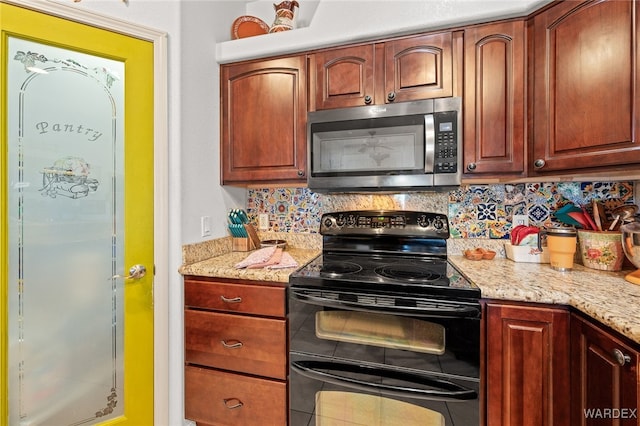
(0, 3, 155, 425)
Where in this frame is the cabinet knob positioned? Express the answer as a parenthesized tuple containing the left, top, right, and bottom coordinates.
(534, 159, 546, 169)
(613, 348, 631, 366)
(467, 163, 477, 172)
(364, 95, 373, 105)
(297, 169, 305, 177)
(387, 92, 396, 102)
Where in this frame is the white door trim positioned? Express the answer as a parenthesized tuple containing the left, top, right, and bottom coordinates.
(2, 1, 171, 424)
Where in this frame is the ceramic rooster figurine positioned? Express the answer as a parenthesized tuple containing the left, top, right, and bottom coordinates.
(269, 1, 299, 33)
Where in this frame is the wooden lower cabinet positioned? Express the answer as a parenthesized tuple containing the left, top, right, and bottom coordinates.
(485, 301, 571, 425)
(185, 366, 287, 426)
(571, 312, 640, 426)
(184, 277, 288, 426)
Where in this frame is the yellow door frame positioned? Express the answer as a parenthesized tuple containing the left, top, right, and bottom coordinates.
(0, 0, 169, 424)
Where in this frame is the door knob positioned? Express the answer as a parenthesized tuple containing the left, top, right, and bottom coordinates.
(110, 264, 147, 280)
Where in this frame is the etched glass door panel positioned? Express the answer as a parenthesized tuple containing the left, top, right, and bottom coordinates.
(7, 36, 125, 425)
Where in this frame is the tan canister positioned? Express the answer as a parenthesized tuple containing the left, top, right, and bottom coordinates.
(538, 226, 578, 271)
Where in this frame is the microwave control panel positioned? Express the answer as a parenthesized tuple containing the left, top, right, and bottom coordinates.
(434, 111, 458, 174)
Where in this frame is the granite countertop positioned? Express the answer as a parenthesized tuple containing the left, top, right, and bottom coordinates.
(179, 247, 321, 284)
(449, 256, 640, 345)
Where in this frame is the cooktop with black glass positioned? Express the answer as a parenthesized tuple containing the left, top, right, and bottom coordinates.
(289, 210, 480, 300)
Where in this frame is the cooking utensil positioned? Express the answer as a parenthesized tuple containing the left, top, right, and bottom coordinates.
(554, 203, 584, 227)
(567, 211, 593, 230)
(592, 200, 608, 231)
(613, 205, 638, 224)
(608, 215, 621, 231)
(581, 206, 597, 230)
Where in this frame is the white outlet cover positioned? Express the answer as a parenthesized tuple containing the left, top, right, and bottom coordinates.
(259, 213, 269, 230)
(513, 214, 529, 227)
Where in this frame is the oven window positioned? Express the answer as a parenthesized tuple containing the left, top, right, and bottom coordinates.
(315, 311, 445, 355)
(311, 124, 424, 174)
(316, 391, 445, 426)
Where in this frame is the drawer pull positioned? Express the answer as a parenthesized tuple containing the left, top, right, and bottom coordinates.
(220, 296, 242, 303)
(221, 340, 243, 349)
(223, 398, 244, 410)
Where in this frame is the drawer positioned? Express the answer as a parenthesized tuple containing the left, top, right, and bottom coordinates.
(185, 279, 285, 317)
(185, 310, 287, 379)
(185, 366, 287, 426)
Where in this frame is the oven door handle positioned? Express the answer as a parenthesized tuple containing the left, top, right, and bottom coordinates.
(290, 289, 480, 318)
(290, 360, 477, 402)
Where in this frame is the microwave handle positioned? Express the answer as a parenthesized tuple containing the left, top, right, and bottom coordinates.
(291, 360, 477, 402)
(424, 114, 435, 173)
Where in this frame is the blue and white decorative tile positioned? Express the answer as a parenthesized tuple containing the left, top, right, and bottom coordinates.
(477, 203, 497, 221)
(528, 204, 551, 227)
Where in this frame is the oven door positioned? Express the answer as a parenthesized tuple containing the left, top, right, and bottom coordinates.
(288, 285, 480, 426)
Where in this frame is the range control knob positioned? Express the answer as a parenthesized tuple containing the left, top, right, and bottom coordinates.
(417, 215, 430, 228)
(323, 217, 333, 228)
(433, 218, 447, 230)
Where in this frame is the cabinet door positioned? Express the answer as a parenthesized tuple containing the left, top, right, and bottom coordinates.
(221, 56, 307, 184)
(571, 313, 639, 426)
(531, 0, 640, 174)
(384, 32, 454, 103)
(463, 20, 525, 177)
(312, 44, 377, 109)
(485, 303, 570, 426)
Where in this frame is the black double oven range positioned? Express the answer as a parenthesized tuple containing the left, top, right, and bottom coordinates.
(288, 210, 481, 426)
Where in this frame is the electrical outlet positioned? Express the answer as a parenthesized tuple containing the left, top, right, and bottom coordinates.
(259, 213, 269, 231)
(513, 214, 529, 227)
(201, 216, 211, 237)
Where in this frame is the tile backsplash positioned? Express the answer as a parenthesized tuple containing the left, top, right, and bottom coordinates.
(246, 181, 636, 239)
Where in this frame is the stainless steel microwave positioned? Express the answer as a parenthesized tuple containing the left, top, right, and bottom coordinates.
(307, 97, 462, 192)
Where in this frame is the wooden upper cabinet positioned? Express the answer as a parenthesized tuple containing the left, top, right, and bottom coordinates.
(312, 32, 455, 110)
(463, 20, 526, 178)
(221, 55, 307, 184)
(384, 32, 454, 103)
(311, 44, 376, 110)
(531, 0, 640, 175)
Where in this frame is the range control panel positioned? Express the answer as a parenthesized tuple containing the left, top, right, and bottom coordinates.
(320, 210, 449, 237)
